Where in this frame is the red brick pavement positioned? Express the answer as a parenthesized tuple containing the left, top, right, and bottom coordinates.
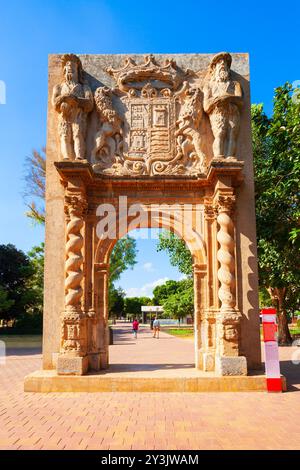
(0, 324, 300, 450)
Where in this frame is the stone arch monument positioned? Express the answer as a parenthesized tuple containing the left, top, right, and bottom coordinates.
(25, 52, 263, 392)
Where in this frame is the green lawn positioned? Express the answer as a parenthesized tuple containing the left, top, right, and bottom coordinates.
(289, 327, 300, 336)
(164, 328, 194, 338)
(166, 325, 300, 340)
(0, 335, 42, 349)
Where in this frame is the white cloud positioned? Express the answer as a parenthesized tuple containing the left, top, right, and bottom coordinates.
(143, 262, 154, 272)
(125, 277, 169, 298)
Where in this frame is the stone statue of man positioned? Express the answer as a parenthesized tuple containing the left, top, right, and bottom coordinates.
(52, 54, 93, 160)
(203, 52, 243, 158)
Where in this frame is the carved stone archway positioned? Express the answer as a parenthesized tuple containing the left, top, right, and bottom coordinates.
(25, 52, 262, 391)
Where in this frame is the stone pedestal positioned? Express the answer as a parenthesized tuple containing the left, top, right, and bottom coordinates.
(203, 352, 215, 372)
(57, 355, 89, 376)
(215, 356, 247, 376)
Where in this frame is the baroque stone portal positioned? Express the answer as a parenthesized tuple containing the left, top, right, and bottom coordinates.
(37, 52, 261, 382)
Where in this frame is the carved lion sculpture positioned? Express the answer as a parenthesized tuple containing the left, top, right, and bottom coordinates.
(175, 84, 207, 174)
(91, 86, 122, 168)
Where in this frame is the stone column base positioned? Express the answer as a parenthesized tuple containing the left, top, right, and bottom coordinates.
(203, 352, 215, 371)
(215, 355, 247, 376)
(196, 349, 203, 369)
(57, 355, 89, 375)
(88, 353, 101, 371)
(100, 351, 109, 369)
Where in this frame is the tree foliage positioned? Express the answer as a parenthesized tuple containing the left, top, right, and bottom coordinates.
(25, 243, 44, 315)
(163, 287, 194, 322)
(153, 278, 194, 321)
(23, 148, 138, 317)
(0, 286, 15, 316)
(153, 279, 183, 305)
(157, 83, 300, 343)
(123, 296, 152, 317)
(109, 287, 125, 317)
(0, 244, 34, 322)
(0, 243, 45, 329)
(23, 148, 46, 224)
(252, 82, 300, 343)
(109, 237, 137, 286)
(156, 231, 193, 277)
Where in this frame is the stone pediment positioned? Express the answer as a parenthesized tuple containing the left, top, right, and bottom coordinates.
(106, 54, 189, 92)
(50, 53, 249, 178)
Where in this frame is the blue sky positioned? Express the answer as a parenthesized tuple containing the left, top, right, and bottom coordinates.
(0, 0, 299, 296)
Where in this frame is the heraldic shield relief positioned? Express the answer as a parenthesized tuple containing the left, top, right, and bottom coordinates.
(52, 52, 245, 176)
(88, 55, 209, 176)
(123, 89, 176, 175)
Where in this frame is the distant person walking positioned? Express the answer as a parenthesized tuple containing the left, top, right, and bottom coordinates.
(132, 318, 139, 339)
(153, 316, 161, 339)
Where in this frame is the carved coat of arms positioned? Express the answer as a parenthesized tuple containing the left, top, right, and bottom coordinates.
(91, 55, 207, 176)
(53, 53, 244, 175)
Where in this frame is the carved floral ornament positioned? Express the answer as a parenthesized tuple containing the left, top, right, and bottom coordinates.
(64, 195, 88, 218)
(53, 52, 244, 177)
(214, 195, 236, 215)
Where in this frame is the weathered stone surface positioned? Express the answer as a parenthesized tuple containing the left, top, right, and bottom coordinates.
(24, 369, 278, 393)
(39, 52, 261, 385)
(51, 52, 250, 177)
(215, 355, 248, 376)
(57, 355, 88, 376)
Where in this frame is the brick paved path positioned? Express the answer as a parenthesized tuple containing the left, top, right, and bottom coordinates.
(108, 322, 196, 375)
(0, 323, 300, 450)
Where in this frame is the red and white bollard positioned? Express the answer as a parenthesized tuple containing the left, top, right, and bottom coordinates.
(261, 307, 282, 392)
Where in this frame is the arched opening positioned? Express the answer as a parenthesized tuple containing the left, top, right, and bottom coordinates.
(92, 205, 208, 373)
(113, 229, 195, 373)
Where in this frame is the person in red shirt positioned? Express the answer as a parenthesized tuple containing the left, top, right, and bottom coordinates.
(132, 318, 139, 339)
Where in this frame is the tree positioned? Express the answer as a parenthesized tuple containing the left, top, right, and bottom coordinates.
(252, 82, 300, 344)
(0, 286, 14, 318)
(152, 278, 194, 321)
(109, 236, 137, 285)
(25, 243, 44, 315)
(109, 287, 125, 318)
(123, 296, 152, 317)
(23, 149, 138, 314)
(153, 280, 182, 305)
(108, 236, 137, 309)
(0, 244, 34, 322)
(156, 231, 193, 277)
(163, 286, 194, 322)
(157, 86, 300, 344)
(23, 148, 46, 224)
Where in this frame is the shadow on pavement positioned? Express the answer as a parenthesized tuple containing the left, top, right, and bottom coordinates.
(97, 363, 195, 374)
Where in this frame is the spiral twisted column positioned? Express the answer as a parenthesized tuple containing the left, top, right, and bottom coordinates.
(216, 196, 236, 312)
(57, 193, 89, 375)
(64, 196, 86, 310)
(214, 194, 246, 375)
